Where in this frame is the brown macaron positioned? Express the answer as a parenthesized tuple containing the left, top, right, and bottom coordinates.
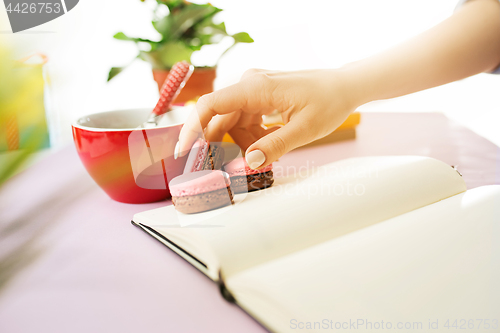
(223, 157, 274, 194)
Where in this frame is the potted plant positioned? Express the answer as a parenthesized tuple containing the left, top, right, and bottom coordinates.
(108, 0, 254, 103)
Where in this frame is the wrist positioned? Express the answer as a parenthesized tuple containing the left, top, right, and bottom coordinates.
(337, 61, 378, 108)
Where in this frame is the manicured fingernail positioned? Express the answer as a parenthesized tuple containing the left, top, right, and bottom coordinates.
(174, 141, 180, 160)
(246, 150, 266, 169)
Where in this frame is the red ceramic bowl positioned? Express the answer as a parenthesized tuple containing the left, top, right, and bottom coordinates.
(72, 107, 190, 203)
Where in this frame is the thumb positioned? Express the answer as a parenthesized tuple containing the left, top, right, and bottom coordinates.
(245, 118, 310, 169)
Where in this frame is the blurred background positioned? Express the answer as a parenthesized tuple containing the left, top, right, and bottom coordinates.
(1, 0, 499, 148)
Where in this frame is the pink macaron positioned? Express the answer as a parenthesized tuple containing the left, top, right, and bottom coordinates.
(170, 170, 233, 214)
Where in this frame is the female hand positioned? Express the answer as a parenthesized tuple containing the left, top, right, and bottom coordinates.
(176, 0, 500, 170)
(175, 68, 363, 169)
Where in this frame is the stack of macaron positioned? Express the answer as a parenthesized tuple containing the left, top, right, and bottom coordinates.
(170, 139, 274, 214)
(170, 138, 229, 214)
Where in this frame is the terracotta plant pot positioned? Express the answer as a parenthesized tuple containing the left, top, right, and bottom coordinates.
(152, 67, 216, 103)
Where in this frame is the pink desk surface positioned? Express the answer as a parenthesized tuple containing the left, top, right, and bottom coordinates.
(0, 113, 499, 333)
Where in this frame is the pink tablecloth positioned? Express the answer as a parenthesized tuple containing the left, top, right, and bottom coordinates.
(0, 113, 498, 333)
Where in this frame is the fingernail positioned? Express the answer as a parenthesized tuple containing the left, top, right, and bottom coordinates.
(246, 150, 266, 170)
(174, 141, 180, 160)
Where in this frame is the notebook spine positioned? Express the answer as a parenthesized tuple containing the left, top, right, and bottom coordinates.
(218, 270, 236, 303)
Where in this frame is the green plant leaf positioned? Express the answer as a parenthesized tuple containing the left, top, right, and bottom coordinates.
(154, 4, 221, 41)
(0, 126, 46, 185)
(147, 41, 194, 69)
(214, 32, 254, 65)
(186, 37, 203, 51)
(0, 149, 31, 185)
(138, 51, 165, 69)
(113, 32, 132, 41)
(158, 41, 194, 68)
(152, 16, 172, 37)
(190, 20, 228, 47)
(231, 32, 254, 43)
(107, 67, 125, 81)
(212, 22, 227, 34)
(158, 0, 184, 12)
(197, 20, 227, 36)
(113, 32, 158, 45)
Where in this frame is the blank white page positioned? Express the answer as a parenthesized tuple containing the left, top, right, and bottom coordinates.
(228, 186, 500, 333)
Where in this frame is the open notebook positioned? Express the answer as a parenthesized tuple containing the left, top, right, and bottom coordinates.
(132, 156, 500, 332)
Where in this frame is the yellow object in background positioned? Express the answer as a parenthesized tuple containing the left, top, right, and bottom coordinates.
(222, 133, 235, 144)
(0, 48, 50, 184)
(0, 53, 50, 152)
(336, 112, 361, 130)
